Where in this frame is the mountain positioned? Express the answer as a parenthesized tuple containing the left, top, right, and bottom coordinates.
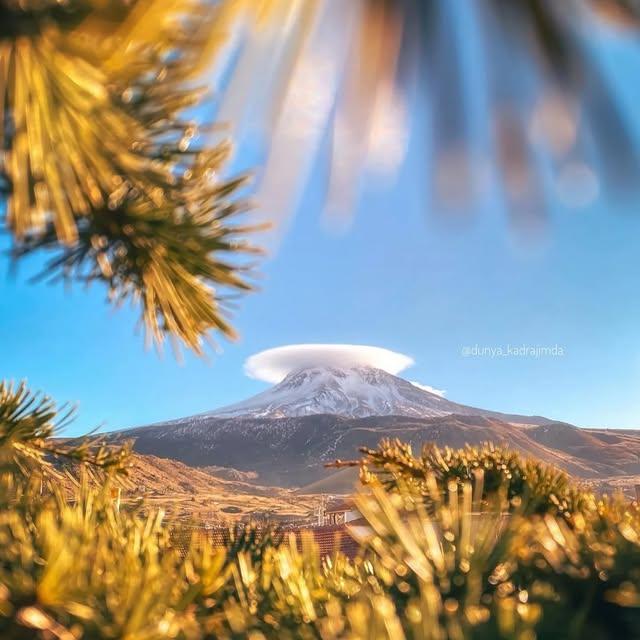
(206, 365, 551, 424)
(112, 413, 640, 489)
(107, 364, 640, 491)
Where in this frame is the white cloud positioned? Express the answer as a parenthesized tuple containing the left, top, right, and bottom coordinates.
(410, 381, 446, 397)
(244, 344, 415, 383)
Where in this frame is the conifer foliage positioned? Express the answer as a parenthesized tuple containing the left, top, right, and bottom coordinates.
(1, 382, 640, 639)
(1, 0, 262, 354)
(3, 2, 640, 638)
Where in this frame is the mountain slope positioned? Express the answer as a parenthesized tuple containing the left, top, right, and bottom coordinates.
(108, 364, 640, 490)
(201, 365, 551, 424)
(112, 413, 640, 488)
(68, 453, 320, 520)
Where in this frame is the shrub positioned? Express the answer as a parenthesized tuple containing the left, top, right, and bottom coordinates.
(1, 382, 640, 639)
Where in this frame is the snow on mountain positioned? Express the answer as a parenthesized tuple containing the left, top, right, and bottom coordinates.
(108, 364, 640, 491)
(210, 365, 475, 419)
(112, 365, 588, 488)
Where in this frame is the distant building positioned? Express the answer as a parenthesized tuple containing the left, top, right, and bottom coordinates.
(300, 523, 360, 558)
(171, 521, 361, 559)
(323, 498, 360, 525)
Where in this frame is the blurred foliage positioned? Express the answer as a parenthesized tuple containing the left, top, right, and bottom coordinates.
(3, 1, 640, 637)
(1, 0, 262, 354)
(186, 0, 640, 232)
(353, 440, 640, 639)
(1, 382, 640, 638)
(0, 380, 130, 482)
(358, 439, 588, 518)
(3, 0, 640, 352)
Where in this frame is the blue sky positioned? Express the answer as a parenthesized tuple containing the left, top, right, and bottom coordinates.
(2, 10, 640, 436)
(3, 142, 640, 435)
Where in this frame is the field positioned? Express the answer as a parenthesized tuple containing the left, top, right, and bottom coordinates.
(116, 453, 325, 522)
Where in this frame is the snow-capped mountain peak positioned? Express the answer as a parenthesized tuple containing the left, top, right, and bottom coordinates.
(209, 365, 456, 419)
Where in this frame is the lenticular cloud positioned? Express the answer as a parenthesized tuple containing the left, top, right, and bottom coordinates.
(244, 344, 415, 383)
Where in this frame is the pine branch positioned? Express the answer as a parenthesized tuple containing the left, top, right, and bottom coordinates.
(358, 439, 586, 518)
(3, 1, 266, 353)
(0, 380, 131, 480)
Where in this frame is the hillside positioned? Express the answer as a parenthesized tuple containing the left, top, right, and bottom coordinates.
(104, 365, 640, 494)
(114, 453, 320, 521)
(110, 413, 640, 489)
